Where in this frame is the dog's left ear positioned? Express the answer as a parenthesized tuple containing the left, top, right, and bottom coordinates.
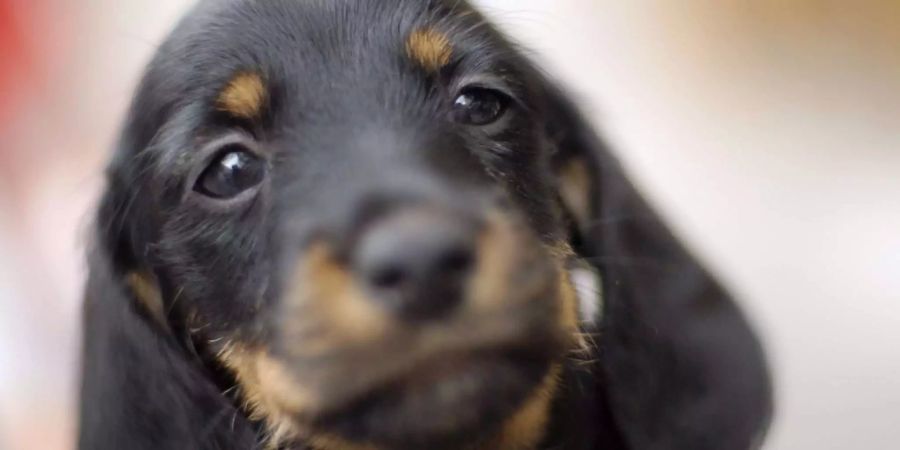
(541, 79, 774, 449)
(78, 135, 259, 449)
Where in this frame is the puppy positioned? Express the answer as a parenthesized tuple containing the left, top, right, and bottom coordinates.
(79, 1, 772, 449)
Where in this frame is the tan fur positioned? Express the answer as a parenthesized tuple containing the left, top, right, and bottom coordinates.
(216, 343, 315, 448)
(558, 158, 592, 230)
(126, 271, 169, 331)
(557, 262, 581, 335)
(474, 243, 583, 450)
(482, 246, 584, 450)
(468, 213, 518, 312)
(296, 243, 392, 347)
(468, 213, 555, 315)
(306, 367, 562, 450)
(478, 364, 563, 450)
(309, 435, 378, 450)
(406, 28, 453, 72)
(218, 245, 393, 449)
(218, 219, 581, 450)
(217, 71, 267, 119)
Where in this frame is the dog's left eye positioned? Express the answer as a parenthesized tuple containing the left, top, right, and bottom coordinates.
(452, 87, 510, 126)
(195, 147, 266, 199)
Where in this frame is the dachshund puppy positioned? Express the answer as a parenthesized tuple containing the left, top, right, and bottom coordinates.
(79, 1, 772, 449)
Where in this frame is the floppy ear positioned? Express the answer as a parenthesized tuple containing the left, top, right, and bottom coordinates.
(78, 180, 258, 450)
(546, 84, 773, 449)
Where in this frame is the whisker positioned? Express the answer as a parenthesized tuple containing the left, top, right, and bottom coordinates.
(189, 323, 212, 334)
(221, 384, 240, 397)
(166, 286, 186, 315)
(230, 409, 239, 433)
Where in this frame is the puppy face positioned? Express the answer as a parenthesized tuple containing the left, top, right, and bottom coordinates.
(113, 0, 585, 448)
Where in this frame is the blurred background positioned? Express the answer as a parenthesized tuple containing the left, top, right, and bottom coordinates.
(0, 0, 898, 448)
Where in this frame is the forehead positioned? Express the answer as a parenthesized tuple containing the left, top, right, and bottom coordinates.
(135, 0, 529, 169)
(174, 0, 507, 93)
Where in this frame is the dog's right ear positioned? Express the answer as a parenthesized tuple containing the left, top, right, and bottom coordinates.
(539, 79, 773, 449)
(78, 168, 258, 450)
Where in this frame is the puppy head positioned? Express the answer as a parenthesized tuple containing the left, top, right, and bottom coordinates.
(104, 1, 591, 448)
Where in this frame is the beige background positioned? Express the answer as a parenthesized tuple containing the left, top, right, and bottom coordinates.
(1, 1, 898, 449)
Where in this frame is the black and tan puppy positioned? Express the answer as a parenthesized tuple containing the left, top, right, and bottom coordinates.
(79, 1, 772, 449)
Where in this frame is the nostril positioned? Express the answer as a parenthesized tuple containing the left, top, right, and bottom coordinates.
(370, 264, 406, 290)
(438, 247, 474, 276)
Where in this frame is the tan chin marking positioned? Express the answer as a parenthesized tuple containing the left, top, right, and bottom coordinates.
(217, 71, 267, 119)
(222, 229, 573, 449)
(478, 364, 562, 450)
(306, 366, 562, 450)
(126, 270, 169, 331)
(406, 28, 453, 72)
(219, 341, 378, 450)
(217, 343, 315, 448)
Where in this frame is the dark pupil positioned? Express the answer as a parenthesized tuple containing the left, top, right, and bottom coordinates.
(198, 151, 264, 199)
(454, 89, 504, 125)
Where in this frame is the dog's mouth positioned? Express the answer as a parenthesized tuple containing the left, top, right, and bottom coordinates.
(312, 344, 557, 448)
(219, 278, 573, 449)
(275, 279, 571, 447)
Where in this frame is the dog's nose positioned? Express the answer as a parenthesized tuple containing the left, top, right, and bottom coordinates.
(352, 208, 479, 322)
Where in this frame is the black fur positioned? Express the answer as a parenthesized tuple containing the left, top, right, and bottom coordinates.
(79, 1, 772, 449)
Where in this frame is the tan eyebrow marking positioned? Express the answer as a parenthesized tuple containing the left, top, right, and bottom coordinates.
(406, 28, 453, 72)
(217, 71, 267, 119)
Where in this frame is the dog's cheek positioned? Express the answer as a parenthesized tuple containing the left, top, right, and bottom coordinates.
(466, 212, 557, 318)
(494, 168, 564, 243)
(215, 342, 318, 446)
(280, 242, 394, 356)
(557, 265, 581, 340)
(556, 157, 593, 232)
(126, 270, 170, 332)
(157, 219, 270, 328)
(547, 242, 582, 349)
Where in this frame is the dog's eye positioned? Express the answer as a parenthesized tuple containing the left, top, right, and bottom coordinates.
(195, 147, 266, 199)
(452, 87, 510, 126)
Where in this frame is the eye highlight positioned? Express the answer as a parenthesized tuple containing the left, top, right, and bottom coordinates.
(452, 87, 510, 126)
(195, 145, 266, 199)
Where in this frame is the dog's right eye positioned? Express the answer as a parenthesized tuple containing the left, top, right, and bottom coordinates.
(195, 147, 266, 199)
(452, 86, 511, 126)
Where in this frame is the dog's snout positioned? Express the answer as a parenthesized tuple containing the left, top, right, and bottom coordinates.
(352, 208, 480, 322)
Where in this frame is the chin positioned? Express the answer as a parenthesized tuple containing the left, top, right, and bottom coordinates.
(312, 348, 556, 449)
